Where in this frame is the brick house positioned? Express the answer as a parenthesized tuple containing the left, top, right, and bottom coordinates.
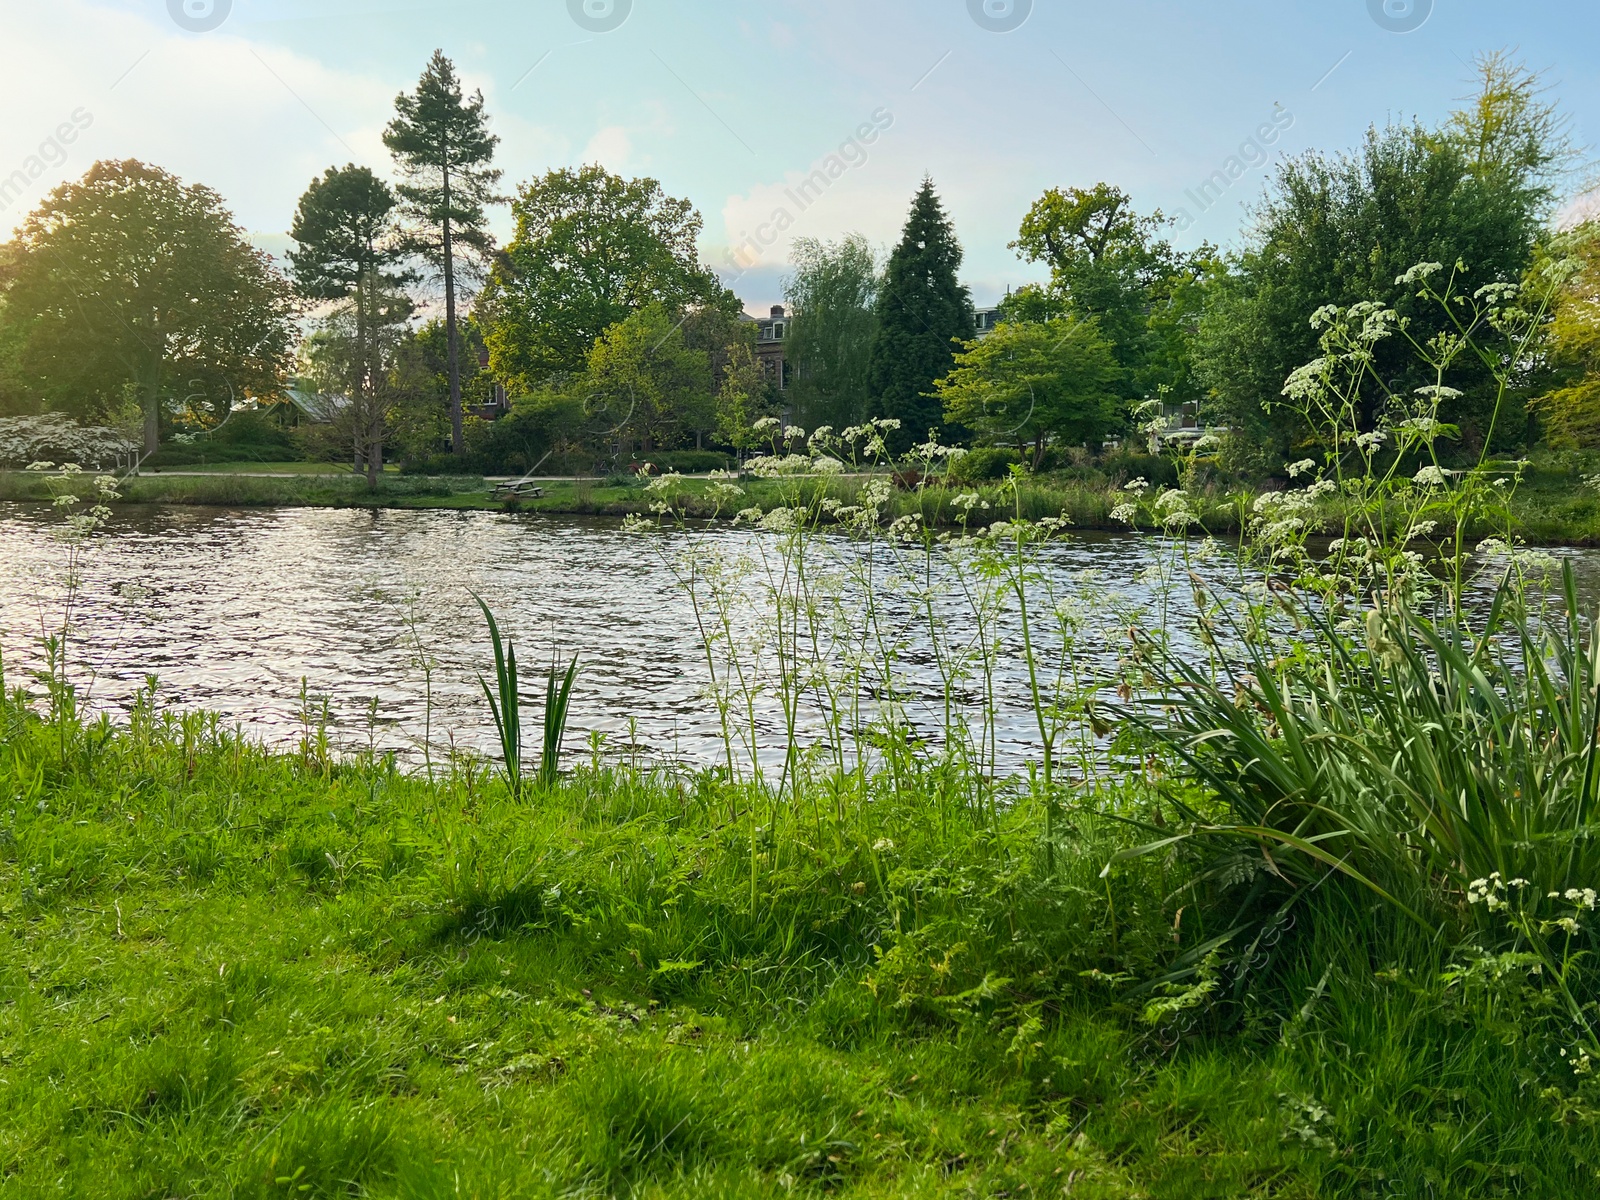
(747, 304, 790, 390)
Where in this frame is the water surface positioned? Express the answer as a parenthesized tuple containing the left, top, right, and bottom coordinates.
(3, 504, 1593, 771)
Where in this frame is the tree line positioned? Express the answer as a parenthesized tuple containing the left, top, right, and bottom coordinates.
(0, 49, 1595, 479)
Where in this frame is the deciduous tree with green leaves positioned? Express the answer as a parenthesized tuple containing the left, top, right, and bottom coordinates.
(784, 234, 879, 432)
(383, 50, 502, 457)
(1010, 182, 1210, 409)
(481, 165, 726, 390)
(1195, 53, 1575, 455)
(0, 159, 295, 454)
(584, 302, 714, 456)
(934, 316, 1122, 467)
(1531, 223, 1600, 447)
(716, 341, 781, 458)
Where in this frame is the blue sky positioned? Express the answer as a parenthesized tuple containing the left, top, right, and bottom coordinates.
(2, 0, 1597, 313)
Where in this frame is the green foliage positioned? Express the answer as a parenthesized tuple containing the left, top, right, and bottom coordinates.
(585, 301, 716, 454)
(473, 595, 580, 798)
(481, 165, 726, 389)
(538, 653, 579, 790)
(1533, 222, 1600, 448)
(934, 316, 1122, 463)
(715, 340, 781, 456)
(289, 164, 410, 305)
(145, 408, 297, 466)
(4, 661, 1600, 1193)
(867, 179, 975, 447)
(290, 164, 417, 483)
(645, 449, 738, 473)
(1119, 570, 1600, 1044)
(0, 159, 296, 453)
(784, 234, 879, 431)
(946, 445, 1021, 482)
(383, 50, 503, 455)
(454, 390, 573, 475)
(1011, 182, 1212, 407)
(473, 594, 524, 799)
(1195, 57, 1571, 454)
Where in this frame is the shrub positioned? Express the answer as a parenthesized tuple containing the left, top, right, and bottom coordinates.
(1096, 450, 1178, 489)
(148, 408, 299, 466)
(948, 446, 1021, 482)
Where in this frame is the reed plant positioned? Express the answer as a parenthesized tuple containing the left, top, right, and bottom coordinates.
(473, 594, 579, 799)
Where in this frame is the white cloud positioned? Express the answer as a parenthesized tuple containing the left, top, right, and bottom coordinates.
(582, 125, 633, 170)
(0, 0, 405, 239)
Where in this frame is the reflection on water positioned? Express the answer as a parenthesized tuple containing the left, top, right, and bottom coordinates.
(1, 504, 1596, 771)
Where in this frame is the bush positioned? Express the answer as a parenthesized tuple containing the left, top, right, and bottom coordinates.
(949, 446, 1021, 482)
(1095, 450, 1178, 489)
(146, 408, 301, 466)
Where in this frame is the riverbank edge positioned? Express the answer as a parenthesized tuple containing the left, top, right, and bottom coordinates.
(5, 469, 1600, 547)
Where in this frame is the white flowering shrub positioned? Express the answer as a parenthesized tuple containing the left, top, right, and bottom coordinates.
(0, 414, 139, 469)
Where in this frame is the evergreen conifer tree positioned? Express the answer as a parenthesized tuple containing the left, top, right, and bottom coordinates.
(383, 51, 502, 456)
(867, 179, 974, 446)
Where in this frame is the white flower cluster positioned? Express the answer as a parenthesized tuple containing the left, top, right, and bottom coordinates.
(1354, 431, 1387, 452)
(1395, 261, 1444, 287)
(1476, 538, 1561, 581)
(1250, 481, 1332, 546)
(1282, 357, 1332, 402)
(886, 513, 923, 542)
(1153, 488, 1197, 531)
(1466, 872, 1530, 912)
(743, 453, 842, 478)
(1560, 1047, 1595, 1076)
(911, 433, 964, 462)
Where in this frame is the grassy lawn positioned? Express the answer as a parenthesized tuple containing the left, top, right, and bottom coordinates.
(1, 695, 1596, 1197)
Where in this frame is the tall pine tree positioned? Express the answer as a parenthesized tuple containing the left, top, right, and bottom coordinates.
(289, 165, 414, 485)
(867, 179, 974, 446)
(383, 51, 501, 456)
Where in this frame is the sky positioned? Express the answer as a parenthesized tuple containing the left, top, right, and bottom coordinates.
(1, 0, 1597, 315)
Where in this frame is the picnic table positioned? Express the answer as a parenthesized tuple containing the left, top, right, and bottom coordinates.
(490, 480, 545, 499)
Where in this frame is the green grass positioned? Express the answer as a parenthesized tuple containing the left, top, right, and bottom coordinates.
(9, 460, 1600, 548)
(1, 694, 1597, 1197)
(0, 470, 488, 508)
